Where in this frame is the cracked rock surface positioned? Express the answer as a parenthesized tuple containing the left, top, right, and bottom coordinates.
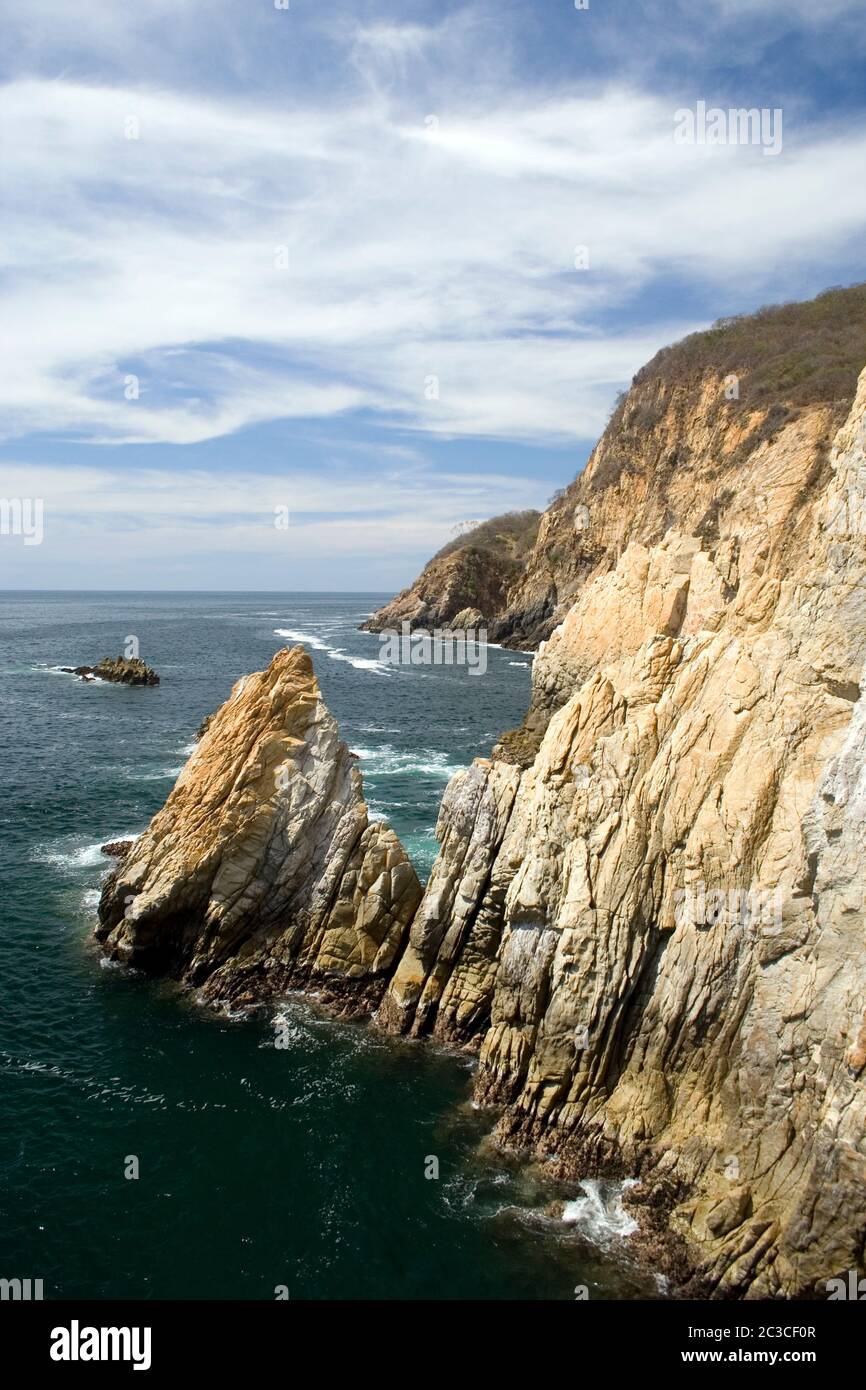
(97, 646, 422, 1013)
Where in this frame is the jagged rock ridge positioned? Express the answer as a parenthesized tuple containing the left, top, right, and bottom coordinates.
(97, 646, 422, 1013)
(365, 283, 866, 654)
(379, 358, 866, 1299)
(95, 293, 866, 1299)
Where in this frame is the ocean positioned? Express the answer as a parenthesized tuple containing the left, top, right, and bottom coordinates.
(0, 592, 656, 1300)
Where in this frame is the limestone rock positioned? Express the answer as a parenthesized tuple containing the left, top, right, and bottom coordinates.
(96, 646, 422, 1013)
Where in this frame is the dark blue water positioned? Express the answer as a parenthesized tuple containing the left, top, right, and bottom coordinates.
(0, 592, 654, 1300)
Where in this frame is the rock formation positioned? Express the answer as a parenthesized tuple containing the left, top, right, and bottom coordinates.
(362, 511, 539, 635)
(367, 283, 866, 653)
(95, 286, 866, 1298)
(97, 646, 422, 1012)
(62, 656, 160, 686)
(378, 353, 866, 1298)
(100, 840, 133, 860)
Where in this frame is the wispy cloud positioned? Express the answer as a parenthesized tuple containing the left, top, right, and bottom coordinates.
(1, 0, 864, 587)
(1, 68, 865, 448)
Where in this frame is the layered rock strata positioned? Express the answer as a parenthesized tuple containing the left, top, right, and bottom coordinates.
(95, 308, 866, 1299)
(380, 363, 866, 1298)
(97, 646, 422, 1012)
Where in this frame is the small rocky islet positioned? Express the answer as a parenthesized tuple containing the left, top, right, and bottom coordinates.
(61, 656, 160, 686)
(94, 288, 866, 1300)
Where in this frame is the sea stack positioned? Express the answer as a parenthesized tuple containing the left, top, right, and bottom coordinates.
(96, 646, 422, 1012)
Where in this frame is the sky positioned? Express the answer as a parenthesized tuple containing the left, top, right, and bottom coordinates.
(1, 0, 865, 591)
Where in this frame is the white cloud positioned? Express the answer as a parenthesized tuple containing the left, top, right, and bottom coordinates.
(1, 67, 864, 449)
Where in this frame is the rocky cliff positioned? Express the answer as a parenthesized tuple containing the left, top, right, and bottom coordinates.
(379, 355, 866, 1299)
(366, 284, 866, 654)
(361, 510, 539, 634)
(95, 288, 866, 1299)
(97, 646, 422, 1013)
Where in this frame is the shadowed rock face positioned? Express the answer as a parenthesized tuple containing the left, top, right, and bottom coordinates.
(378, 364, 866, 1299)
(96, 646, 422, 1014)
(360, 545, 523, 636)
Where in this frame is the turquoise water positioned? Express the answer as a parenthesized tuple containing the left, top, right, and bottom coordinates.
(0, 592, 654, 1300)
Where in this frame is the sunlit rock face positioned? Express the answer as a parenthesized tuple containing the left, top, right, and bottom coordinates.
(380, 363, 866, 1298)
(97, 645, 422, 1014)
(97, 335, 866, 1297)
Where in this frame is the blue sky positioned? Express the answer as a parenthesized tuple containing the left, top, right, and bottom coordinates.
(1, 0, 865, 590)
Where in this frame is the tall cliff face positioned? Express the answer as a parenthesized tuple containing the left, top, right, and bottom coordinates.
(94, 291, 866, 1299)
(97, 646, 422, 1013)
(380, 362, 866, 1297)
(366, 284, 866, 655)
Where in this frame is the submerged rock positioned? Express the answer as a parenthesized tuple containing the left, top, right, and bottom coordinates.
(96, 646, 422, 1014)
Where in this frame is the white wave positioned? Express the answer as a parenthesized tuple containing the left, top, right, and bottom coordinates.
(178, 742, 198, 755)
(508, 661, 530, 668)
(562, 1179, 639, 1243)
(274, 627, 332, 651)
(275, 628, 391, 675)
(37, 832, 142, 872)
(329, 649, 391, 675)
(44, 665, 107, 683)
(130, 765, 183, 781)
(361, 745, 463, 779)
